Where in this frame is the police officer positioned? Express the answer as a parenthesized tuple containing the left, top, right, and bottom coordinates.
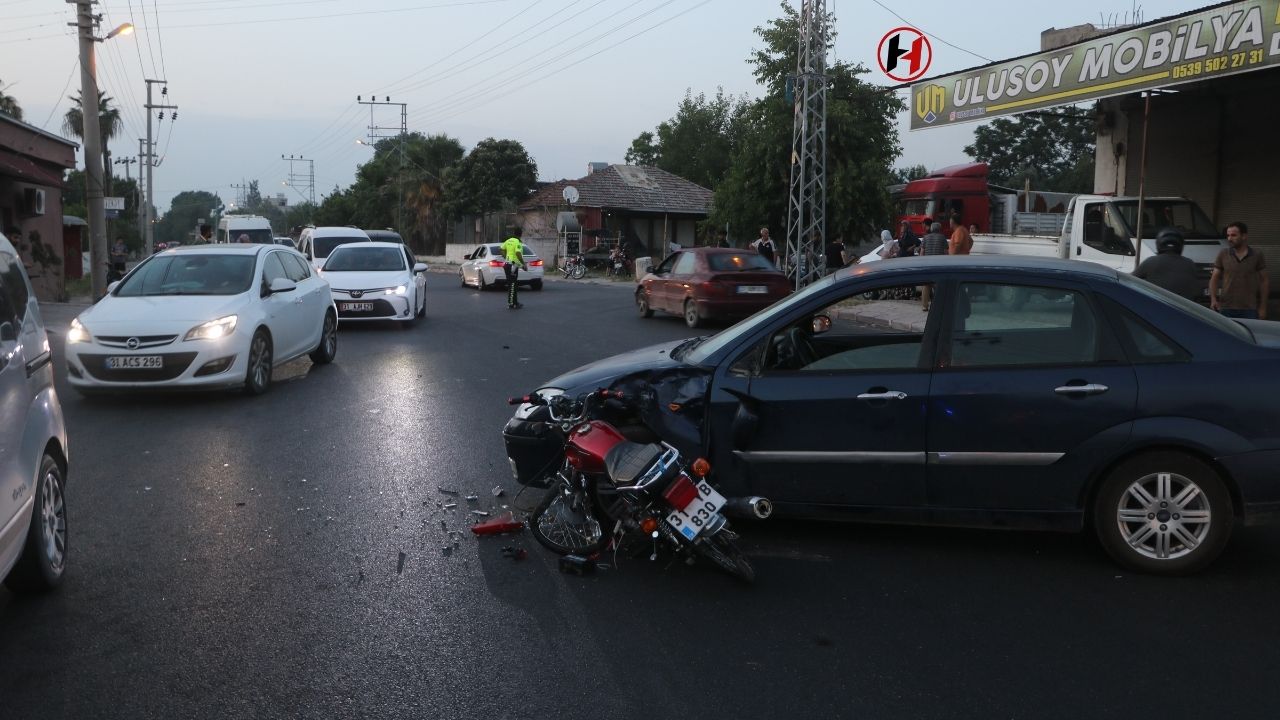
(501, 228, 526, 309)
(1134, 227, 1200, 300)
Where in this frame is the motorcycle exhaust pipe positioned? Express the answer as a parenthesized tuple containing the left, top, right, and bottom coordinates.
(724, 496, 773, 520)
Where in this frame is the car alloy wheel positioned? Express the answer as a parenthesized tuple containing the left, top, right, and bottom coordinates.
(1116, 471, 1212, 561)
(39, 462, 67, 574)
(684, 299, 701, 328)
(637, 292, 654, 318)
(310, 312, 337, 364)
(245, 330, 273, 395)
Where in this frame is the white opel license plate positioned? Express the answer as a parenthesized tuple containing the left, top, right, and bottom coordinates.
(106, 355, 163, 369)
(342, 302, 374, 311)
(737, 285, 767, 294)
(666, 480, 727, 541)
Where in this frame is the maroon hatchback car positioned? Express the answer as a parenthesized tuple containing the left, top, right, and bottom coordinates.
(636, 248, 791, 328)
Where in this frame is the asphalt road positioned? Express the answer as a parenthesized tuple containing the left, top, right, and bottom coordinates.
(4, 274, 1280, 719)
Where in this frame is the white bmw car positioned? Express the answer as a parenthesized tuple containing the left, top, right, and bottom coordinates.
(65, 244, 338, 395)
(459, 242, 545, 291)
(320, 242, 427, 325)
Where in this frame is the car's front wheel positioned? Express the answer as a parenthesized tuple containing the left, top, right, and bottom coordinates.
(4, 453, 67, 592)
(1094, 451, 1232, 575)
(309, 311, 337, 364)
(637, 290, 654, 318)
(684, 299, 702, 329)
(244, 329, 273, 395)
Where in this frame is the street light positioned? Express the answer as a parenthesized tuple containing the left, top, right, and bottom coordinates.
(103, 23, 134, 40)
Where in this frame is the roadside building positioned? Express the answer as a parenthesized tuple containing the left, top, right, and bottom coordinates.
(0, 114, 78, 300)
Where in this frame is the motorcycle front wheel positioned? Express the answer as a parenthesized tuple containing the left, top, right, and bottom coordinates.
(530, 485, 606, 556)
(695, 531, 755, 583)
(571, 264, 586, 280)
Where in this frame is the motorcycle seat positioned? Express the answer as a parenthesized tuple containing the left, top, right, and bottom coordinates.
(604, 441, 663, 486)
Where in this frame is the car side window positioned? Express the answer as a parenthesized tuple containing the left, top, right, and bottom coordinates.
(947, 283, 1100, 367)
(1081, 203, 1132, 256)
(403, 246, 414, 269)
(672, 252, 697, 275)
(0, 264, 15, 327)
(655, 254, 679, 274)
(1096, 295, 1189, 363)
(735, 282, 936, 375)
(474, 247, 486, 259)
(282, 253, 311, 282)
(262, 252, 288, 292)
(0, 251, 30, 322)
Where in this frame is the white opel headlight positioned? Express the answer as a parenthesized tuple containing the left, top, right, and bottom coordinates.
(67, 317, 92, 344)
(385, 285, 407, 296)
(184, 315, 238, 341)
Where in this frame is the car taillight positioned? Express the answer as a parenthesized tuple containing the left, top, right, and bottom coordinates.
(662, 474, 701, 512)
(488, 260, 506, 267)
(529, 259, 544, 267)
(699, 281, 727, 296)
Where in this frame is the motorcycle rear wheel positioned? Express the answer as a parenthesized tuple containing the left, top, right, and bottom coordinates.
(530, 485, 606, 556)
(571, 264, 586, 280)
(695, 531, 755, 583)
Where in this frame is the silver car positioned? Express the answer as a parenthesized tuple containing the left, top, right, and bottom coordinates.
(0, 232, 68, 592)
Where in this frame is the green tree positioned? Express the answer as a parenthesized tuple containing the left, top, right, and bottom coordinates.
(710, 2, 905, 243)
(890, 164, 930, 184)
(155, 191, 222, 246)
(624, 131, 659, 166)
(440, 138, 537, 218)
(63, 91, 124, 193)
(244, 180, 263, 211)
(964, 107, 1096, 192)
(0, 79, 22, 121)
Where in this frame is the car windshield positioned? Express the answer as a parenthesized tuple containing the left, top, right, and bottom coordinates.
(315, 236, 369, 258)
(1118, 274, 1254, 342)
(226, 228, 274, 244)
(1111, 200, 1220, 239)
(323, 247, 406, 272)
(707, 253, 776, 272)
(115, 254, 256, 296)
(683, 273, 835, 364)
(901, 199, 934, 217)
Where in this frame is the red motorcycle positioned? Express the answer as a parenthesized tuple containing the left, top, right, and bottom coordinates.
(504, 389, 768, 581)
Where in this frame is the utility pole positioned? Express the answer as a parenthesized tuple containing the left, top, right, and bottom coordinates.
(144, 79, 177, 253)
(69, 0, 107, 297)
(357, 95, 408, 232)
(784, 0, 828, 290)
(283, 155, 316, 205)
(229, 180, 249, 209)
(114, 155, 137, 247)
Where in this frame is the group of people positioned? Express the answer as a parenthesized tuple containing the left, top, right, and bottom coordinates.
(1139, 220, 1268, 320)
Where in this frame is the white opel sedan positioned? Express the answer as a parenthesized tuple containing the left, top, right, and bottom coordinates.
(459, 243, 545, 291)
(320, 242, 427, 325)
(65, 245, 338, 395)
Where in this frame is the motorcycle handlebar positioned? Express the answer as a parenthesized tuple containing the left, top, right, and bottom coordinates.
(507, 388, 629, 407)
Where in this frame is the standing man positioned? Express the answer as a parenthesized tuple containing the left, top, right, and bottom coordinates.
(110, 237, 128, 278)
(1135, 228, 1201, 300)
(1210, 221, 1268, 319)
(899, 220, 920, 257)
(949, 222, 973, 255)
(920, 222, 949, 311)
(501, 228, 526, 310)
(825, 234, 847, 273)
(751, 227, 776, 266)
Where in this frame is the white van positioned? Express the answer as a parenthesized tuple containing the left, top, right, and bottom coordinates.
(217, 215, 274, 244)
(297, 226, 373, 271)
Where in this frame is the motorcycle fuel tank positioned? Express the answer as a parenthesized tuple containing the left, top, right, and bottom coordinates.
(565, 420, 628, 475)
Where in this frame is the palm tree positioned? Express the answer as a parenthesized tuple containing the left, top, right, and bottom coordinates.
(0, 79, 22, 121)
(63, 90, 124, 192)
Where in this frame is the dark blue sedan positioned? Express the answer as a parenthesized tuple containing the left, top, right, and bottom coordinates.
(521, 256, 1280, 575)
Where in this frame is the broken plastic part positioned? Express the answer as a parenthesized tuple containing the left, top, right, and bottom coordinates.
(438, 487, 459, 494)
(465, 494, 479, 501)
(470, 512, 524, 536)
(559, 554, 596, 576)
(442, 503, 457, 509)
(492, 486, 505, 497)
(471, 510, 490, 517)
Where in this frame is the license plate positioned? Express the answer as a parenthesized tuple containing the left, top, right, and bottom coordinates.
(341, 302, 374, 311)
(106, 355, 163, 369)
(737, 285, 767, 294)
(665, 480, 726, 541)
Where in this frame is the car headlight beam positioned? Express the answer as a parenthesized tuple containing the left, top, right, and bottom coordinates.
(385, 285, 407, 296)
(184, 315, 238, 341)
(67, 317, 92, 344)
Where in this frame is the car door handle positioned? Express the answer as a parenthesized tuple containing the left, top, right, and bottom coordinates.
(857, 391, 908, 401)
(1054, 383, 1109, 396)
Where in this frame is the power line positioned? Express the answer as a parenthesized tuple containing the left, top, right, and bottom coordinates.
(152, 0, 168, 80)
(129, 0, 160, 77)
(162, 0, 514, 29)
(41, 59, 79, 132)
(868, 0, 992, 64)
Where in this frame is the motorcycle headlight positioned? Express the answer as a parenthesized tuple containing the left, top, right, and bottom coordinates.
(67, 317, 92, 344)
(385, 285, 407, 296)
(184, 315, 238, 341)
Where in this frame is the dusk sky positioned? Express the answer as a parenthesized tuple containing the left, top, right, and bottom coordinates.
(0, 0, 1207, 213)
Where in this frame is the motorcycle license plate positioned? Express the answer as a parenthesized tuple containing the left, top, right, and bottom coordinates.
(666, 480, 726, 541)
(341, 302, 374, 311)
(737, 285, 767, 294)
(106, 355, 163, 369)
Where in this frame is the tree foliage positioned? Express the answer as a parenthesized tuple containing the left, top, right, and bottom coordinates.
(0, 79, 21, 120)
(440, 138, 537, 219)
(890, 164, 930, 184)
(624, 131, 659, 166)
(708, 2, 904, 243)
(155, 191, 222, 246)
(964, 107, 1096, 192)
(63, 91, 124, 194)
(625, 89, 748, 189)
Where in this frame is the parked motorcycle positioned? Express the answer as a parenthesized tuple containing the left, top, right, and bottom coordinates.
(560, 254, 587, 280)
(606, 248, 631, 278)
(504, 388, 767, 582)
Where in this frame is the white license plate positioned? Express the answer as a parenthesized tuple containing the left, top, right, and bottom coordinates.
(665, 480, 726, 541)
(106, 355, 163, 369)
(341, 302, 374, 311)
(737, 285, 767, 294)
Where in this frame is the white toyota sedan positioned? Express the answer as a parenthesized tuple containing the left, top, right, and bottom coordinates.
(65, 245, 338, 395)
(459, 243, 544, 291)
(320, 242, 427, 325)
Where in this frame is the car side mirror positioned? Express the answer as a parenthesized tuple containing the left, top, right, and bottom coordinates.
(645, 265, 656, 275)
(811, 314, 833, 335)
(107, 280, 120, 294)
(413, 263, 428, 274)
(0, 321, 15, 343)
(268, 277, 297, 295)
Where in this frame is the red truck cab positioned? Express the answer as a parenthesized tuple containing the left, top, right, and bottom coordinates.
(899, 162, 992, 237)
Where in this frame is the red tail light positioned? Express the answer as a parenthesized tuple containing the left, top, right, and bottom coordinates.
(662, 474, 701, 512)
(699, 281, 728, 296)
(529, 259, 544, 267)
(488, 260, 506, 267)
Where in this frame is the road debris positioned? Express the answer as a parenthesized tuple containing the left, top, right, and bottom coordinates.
(470, 513, 524, 536)
(471, 510, 490, 517)
(465, 494, 479, 501)
(500, 546, 528, 561)
(491, 486, 505, 497)
(559, 554, 596, 576)
(442, 502, 457, 509)
(397, 551, 406, 574)
(437, 486, 459, 494)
